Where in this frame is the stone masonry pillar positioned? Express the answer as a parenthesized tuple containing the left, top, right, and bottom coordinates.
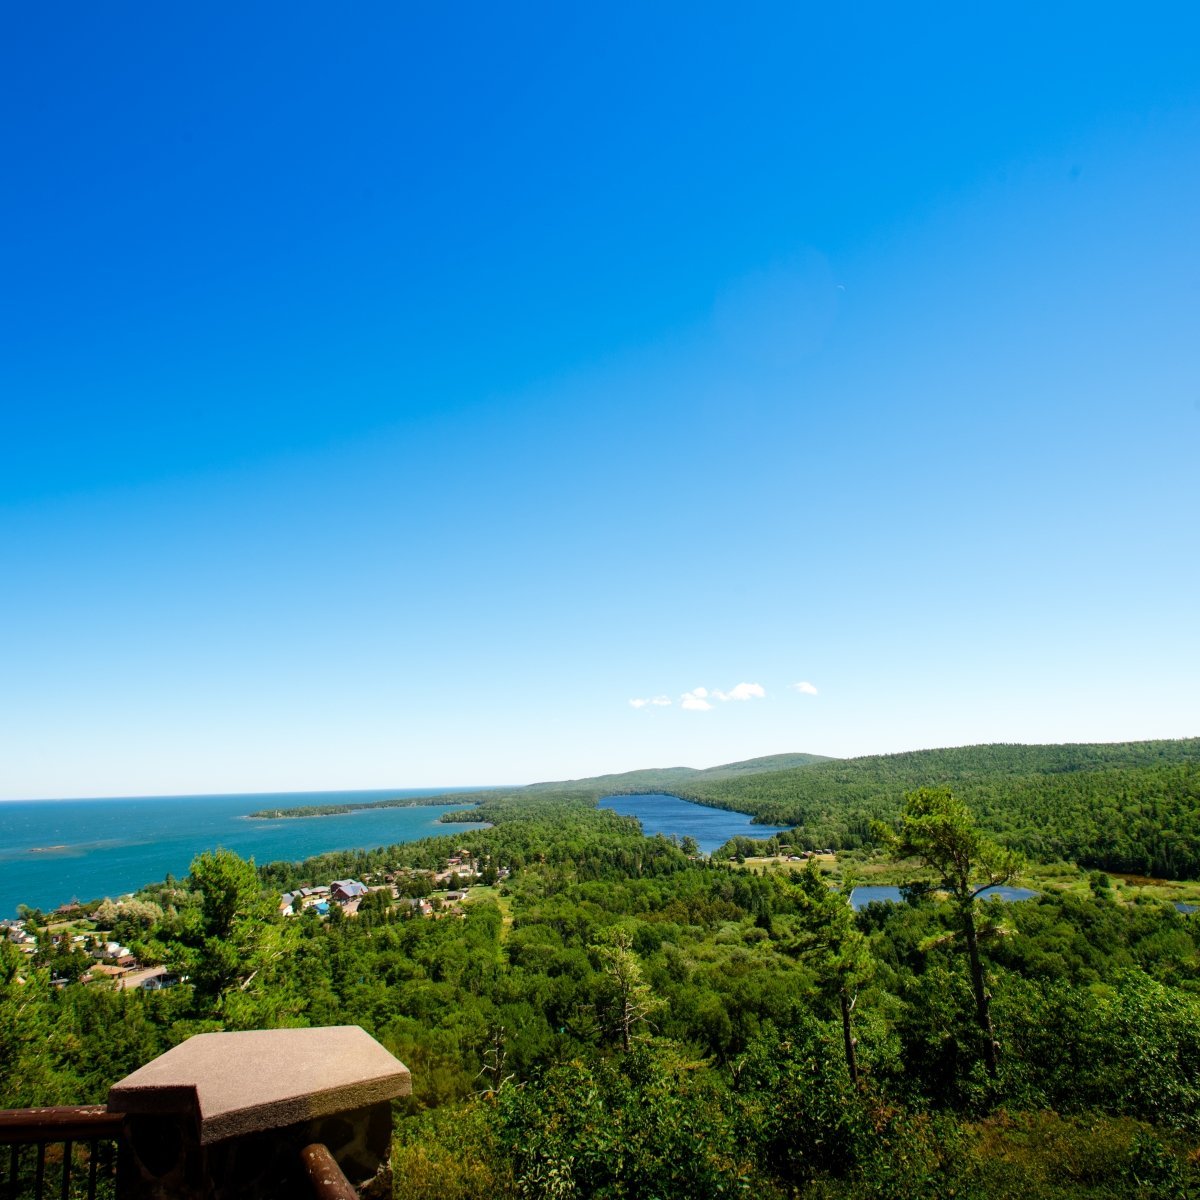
(107, 1026, 411, 1200)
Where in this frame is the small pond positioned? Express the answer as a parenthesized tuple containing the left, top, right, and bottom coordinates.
(598, 793, 790, 856)
(850, 884, 1040, 911)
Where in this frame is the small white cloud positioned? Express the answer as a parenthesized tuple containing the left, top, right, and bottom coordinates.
(630, 695, 673, 709)
(692, 686, 708, 698)
(628, 698, 650, 708)
(791, 681, 819, 696)
(713, 682, 766, 702)
(681, 689, 714, 711)
(651, 695, 672, 707)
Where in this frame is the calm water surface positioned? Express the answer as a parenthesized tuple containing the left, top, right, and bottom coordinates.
(599, 793, 791, 855)
(851, 884, 1039, 910)
(0, 790, 485, 917)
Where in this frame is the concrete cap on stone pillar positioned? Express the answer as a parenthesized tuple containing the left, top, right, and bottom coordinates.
(108, 1025, 411, 1145)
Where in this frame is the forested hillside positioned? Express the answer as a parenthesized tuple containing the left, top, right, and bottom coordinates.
(6, 779, 1200, 1197)
(523, 751, 835, 793)
(249, 752, 833, 819)
(257, 740, 1200, 883)
(675, 739, 1200, 878)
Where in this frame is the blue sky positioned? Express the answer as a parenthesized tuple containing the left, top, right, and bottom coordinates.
(2, 4, 1198, 798)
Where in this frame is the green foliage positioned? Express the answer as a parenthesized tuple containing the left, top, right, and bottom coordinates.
(786, 862, 873, 1081)
(7, 771, 1200, 1198)
(393, 1102, 513, 1200)
(492, 1043, 755, 1198)
(996, 971, 1200, 1130)
(687, 741, 1200, 878)
(887, 787, 1021, 907)
(166, 849, 301, 1026)
(591, 927, 660, 1052)
(883, 788, 1019, 1079)
(189, 848, 264, 939)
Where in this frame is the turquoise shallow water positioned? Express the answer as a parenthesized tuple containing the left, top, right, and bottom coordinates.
(599, 792, 791, 855)
(0, 789, 485, 917)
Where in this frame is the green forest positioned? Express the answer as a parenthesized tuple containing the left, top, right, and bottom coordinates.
(438, 738, 1200, 880)
(4, 739, 1200, 1197)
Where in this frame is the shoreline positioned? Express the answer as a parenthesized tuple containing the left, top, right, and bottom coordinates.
(1, 799, 488, 919)
(248, 798, 485, 820)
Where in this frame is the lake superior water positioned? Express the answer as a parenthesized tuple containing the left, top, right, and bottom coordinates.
(599, 792, 791, 855)
(0, 789, 486, 917)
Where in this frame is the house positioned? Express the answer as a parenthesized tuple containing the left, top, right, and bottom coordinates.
(83, 964, 128, 984)
(331, 880, 368, 903)
(140, 972, 182, 991)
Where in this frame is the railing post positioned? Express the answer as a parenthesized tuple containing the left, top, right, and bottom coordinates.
(107, 1026, 410, 1200)
(299, 1144, 359, 1200)
(0, 1108, 127, 1200)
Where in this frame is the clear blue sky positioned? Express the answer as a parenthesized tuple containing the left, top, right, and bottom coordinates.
(2, 4, 1198, 798)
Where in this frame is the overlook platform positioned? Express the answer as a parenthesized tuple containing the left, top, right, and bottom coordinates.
(3, 1027, 411, 1200)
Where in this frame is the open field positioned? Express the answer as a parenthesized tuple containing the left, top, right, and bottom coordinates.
(731, 852, 1200, 908)
(463, 885, 514, 940)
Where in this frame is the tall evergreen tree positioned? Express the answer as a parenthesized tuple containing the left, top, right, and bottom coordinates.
(883, 787, 1020, 1077)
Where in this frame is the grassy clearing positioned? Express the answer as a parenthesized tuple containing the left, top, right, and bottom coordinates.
(463, 885, 514, 939)
(729, 852, 1200, 909)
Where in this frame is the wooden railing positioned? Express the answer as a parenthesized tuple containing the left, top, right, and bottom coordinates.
(1, 1027, 408, 1200)
(0, 1107, 125, 1200)
(299, 1144, 359, 1200)
(0, 1118, 366, 1200)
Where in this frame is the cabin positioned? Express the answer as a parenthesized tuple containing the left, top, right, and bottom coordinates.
(140, 972, 182, 991)
(96, 940, 132, 960)
(83, 964, 128, 984)
(331, 879, 368, 902)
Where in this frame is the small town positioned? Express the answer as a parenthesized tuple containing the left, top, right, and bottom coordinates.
(2, 849, 507, 992)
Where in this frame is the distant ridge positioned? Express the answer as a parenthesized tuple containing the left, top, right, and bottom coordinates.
(250, 740, 1200, 880)
(523, 752, 835, 795)
(249, 753, 833, 819)
(671, 737, 1200, 878)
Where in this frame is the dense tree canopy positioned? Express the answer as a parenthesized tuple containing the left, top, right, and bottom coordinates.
(4, 750, 1200, 1197)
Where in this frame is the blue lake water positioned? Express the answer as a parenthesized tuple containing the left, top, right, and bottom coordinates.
(599, 793, 791, 855)
(0, 790, 486, 917)
(850, 884, 1039, 910)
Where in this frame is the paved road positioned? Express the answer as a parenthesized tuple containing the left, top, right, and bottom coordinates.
(120, 966, 167, 990)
